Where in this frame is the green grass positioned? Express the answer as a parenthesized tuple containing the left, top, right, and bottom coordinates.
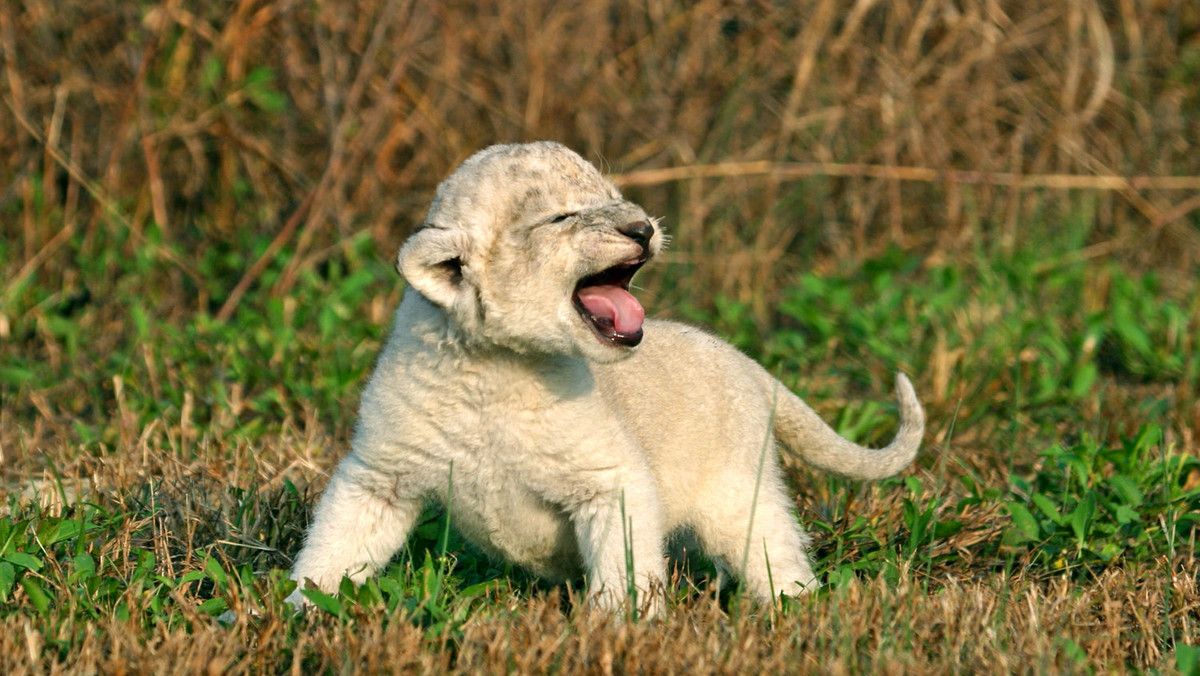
(3, 212, 1199, 672)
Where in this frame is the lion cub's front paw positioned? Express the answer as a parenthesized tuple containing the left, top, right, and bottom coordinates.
(586, 587, 666, 620)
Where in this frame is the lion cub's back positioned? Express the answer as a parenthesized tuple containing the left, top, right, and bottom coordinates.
(594, 320, 778, 498)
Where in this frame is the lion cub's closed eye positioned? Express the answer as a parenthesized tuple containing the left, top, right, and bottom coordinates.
(288, 141, 925, 616)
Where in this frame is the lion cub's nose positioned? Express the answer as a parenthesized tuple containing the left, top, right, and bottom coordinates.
(619, 220, 654, 251)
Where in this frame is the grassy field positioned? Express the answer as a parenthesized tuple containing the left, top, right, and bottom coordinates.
(3, 1, 1200, 673)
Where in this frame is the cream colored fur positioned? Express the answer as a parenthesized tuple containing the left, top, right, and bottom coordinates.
(288, 141, 925, 614)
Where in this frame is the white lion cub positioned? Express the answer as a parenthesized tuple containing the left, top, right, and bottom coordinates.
(288, 141, 924, 613)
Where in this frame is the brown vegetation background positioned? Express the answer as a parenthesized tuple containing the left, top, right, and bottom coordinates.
(4, 0, 1200, 314)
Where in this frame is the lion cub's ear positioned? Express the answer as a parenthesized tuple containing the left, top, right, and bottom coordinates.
(396, 226, 473, 309)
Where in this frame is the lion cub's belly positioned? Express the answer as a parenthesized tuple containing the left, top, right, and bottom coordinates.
(447, 482, 582, 582)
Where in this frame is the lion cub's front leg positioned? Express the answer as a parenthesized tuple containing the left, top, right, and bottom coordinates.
(568, 471, 668, 617)
(287, 458, 421, 608)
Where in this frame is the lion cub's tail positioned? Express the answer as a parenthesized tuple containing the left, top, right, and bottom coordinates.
(771, 373, 925, 480)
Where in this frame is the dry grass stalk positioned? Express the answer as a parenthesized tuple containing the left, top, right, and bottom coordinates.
(613, 159, 1200, 190)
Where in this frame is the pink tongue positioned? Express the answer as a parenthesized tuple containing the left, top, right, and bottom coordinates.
(577, 285, 645, 335)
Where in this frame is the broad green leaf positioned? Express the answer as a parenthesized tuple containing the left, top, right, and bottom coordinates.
(0, 366, 38, 385)
(1069, 495, 1097, 545)
(378, 576, 403, 600)
(932, 520, 964, 540)
(1132, 425, 1163, 453)
(1112, 504, 1140, 526)
(42, 517, 83, 545)
(0, 561, 14, 602)
(1107, 475, 1144, 508)
(338, 576, 357, 600)
(20, 577, 51, 613)
(1058, 637, 1087, 665)
(72, 552, 96, 579)
(1177, 643, 1200, 676)
(301, 588, 345, 618)
(198, 597, 229, 616)
(1003, 503, 1040, 545)
(4, 552, 42, 571)
(176, 570, 207, 588)
(1069, 362, 1097, 398)
(204, 556, 229, 591)
(459, 580, 501, 599)
(357, 579, 383, 607)
(1031, 494, 1064, 526)
(1096, 542, 1123, 561)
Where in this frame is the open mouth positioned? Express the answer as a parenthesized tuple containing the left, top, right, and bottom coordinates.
(572, 257, 648, 347)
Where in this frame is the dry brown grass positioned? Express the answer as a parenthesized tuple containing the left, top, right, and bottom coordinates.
(5, 0, 1200, 312)
(1, 561, 1194, 674)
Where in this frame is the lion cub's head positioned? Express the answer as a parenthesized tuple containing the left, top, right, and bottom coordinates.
(397, 142, 665, 363)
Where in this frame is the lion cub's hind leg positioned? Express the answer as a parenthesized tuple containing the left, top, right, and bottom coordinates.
(571, 479, 670, 617)
(689, 474, 818, 602)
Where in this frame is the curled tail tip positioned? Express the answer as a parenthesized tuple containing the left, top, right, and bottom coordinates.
(893, 372, 921, 415)
(892, 370, 926, 447)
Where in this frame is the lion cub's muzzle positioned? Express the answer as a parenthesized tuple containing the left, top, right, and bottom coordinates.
(573, 219, 656, 348)
(617, 220, 654, 255)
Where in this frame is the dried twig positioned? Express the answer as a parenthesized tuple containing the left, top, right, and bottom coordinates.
(613, 160, 1200, 192)
(214, 189, 315, 323)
